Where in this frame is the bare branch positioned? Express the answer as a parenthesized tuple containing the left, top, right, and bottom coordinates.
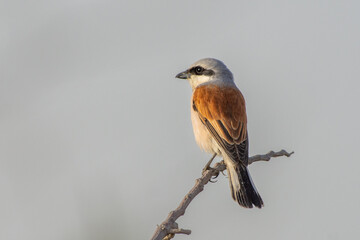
(150, 149, 294, 240)
(249, 149, 294, 164)
(161, 222, 191, 240)
(168, 228, 191, 235)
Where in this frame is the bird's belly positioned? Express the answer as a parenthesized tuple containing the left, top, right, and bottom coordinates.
(191, 107, 221, 155)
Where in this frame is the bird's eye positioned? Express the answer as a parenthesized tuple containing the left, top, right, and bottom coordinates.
(195, 66, 204, 75)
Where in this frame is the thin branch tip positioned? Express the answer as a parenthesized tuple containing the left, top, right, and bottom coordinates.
(169, 228, 191, 235)
(278, 149, 294, 157)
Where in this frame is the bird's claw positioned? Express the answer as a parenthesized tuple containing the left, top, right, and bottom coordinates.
(209, 178, 217, 183)
(209, 171, 220, 183)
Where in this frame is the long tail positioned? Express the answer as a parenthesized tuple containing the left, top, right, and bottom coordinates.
(227, 163, 263, 208)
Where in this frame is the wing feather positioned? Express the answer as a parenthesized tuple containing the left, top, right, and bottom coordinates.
(193, 84, 249, 165)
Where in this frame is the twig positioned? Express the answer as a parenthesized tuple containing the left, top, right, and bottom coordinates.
(249, 150, 294, 164)
(161, 222, 191, 240)
(150, 149, 294, 240)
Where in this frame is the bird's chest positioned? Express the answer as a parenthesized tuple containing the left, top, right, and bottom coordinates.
(190, 103, 221, 155)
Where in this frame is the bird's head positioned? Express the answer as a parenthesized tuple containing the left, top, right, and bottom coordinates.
(176, 58, 233, 89)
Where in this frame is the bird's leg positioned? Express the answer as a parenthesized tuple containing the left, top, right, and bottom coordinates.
(202, 153, 217, 175)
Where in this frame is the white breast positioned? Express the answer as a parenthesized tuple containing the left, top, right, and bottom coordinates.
(190, 99, 222, 155)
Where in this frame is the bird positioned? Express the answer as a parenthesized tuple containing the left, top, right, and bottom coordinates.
(176, 58, 263, 208)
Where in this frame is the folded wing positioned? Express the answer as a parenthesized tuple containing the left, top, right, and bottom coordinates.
(192, 84, 249, 165)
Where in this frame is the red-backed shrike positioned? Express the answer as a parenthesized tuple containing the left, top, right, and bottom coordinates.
(176, 58, 263, 208)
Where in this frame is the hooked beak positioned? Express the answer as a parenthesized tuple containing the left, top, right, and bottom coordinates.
(175, 70, 189, 79)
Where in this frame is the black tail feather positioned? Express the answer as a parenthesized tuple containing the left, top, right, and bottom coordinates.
(228, 164, 263, 208)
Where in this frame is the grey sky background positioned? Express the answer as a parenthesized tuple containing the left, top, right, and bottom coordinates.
(1, 1, 360, 239)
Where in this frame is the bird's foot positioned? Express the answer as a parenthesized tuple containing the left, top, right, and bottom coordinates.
(209, 170, 220, 183)
(202, 155, 225, 183)
(209, 166, 227, 182)
(202, 165, 219, 183)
